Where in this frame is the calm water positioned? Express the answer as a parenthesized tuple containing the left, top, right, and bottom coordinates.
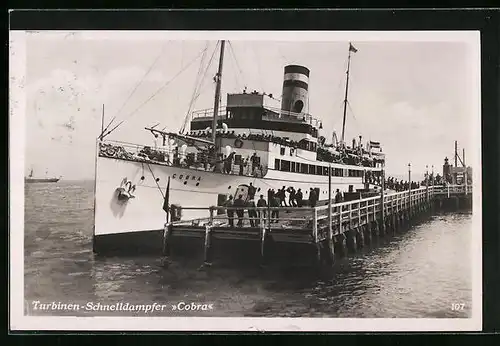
(24, 180, 472, 318)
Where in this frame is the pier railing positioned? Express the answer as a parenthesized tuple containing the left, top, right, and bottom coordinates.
(162, 184, 473, 264)
(169, 185, 472, 231)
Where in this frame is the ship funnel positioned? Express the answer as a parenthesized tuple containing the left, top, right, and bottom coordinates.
(281, 65, 310, 114)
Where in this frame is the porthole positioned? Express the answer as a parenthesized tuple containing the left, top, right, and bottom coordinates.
(197, 177, 201, 181)
(186, 175, 190, 180)
(156, 178, 160, 182)
(184, 181, 187, 185)
(228, 186, 231, 189)
(196, 182, 200, 186)
(192, 176, 196, 180)
(179, 175, 183, 179)
(140, 176, 145, 180)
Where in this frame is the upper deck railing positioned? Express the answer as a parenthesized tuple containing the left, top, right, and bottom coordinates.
(190, 106, 322, 128)
(98, 139, 268, 177)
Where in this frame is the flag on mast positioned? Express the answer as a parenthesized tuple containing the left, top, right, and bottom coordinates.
(162, 176, 170, 214)
(349, 43, 358, 53)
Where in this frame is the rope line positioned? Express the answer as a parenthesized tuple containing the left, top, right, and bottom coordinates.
(146, 163, 165, 199)
(102, 45, 209, 139)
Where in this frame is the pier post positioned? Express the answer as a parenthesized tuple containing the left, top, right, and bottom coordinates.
(334, 233, 347, 258)
(203, 207, 215, 266)
(327, 166, 335, 264)
(372, 220, 380, 239)
(160, 222, 173, 267)
(355, 227, 365, 249)
(259, 211, 267, 265)
(363, 223, 372, 246)
(313, 208, 321, 264)
(391, 213, 397, 235)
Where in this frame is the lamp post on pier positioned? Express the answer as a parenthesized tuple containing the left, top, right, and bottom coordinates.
(426, 165, 429, 203)
(408, 163, 411, 212)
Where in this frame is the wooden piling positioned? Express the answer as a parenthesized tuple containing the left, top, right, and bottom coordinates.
(335, 233, 347, 257)
(313, 208, 321, 264)
(355, 227, 365, 249)
(259, 211, 267, 265)
(203, 207, 215, 266)
(363, 223, 372, 246)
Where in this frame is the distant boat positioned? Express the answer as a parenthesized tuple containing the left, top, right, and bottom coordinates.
(25, 168, 60, 183)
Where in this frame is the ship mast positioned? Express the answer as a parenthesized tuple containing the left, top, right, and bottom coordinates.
(211, 40, 226, 147)
(341, 42, 355, 145)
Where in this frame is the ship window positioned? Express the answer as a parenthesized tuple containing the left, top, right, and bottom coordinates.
(280, 160, 291, 172)
(293, 100, 304, 113)
(291, 162, 296, 173)
(343, 169, 348, 177)
(309, 165, 315, 175)
(323, 167, 329, 176)
(301, 163, 308, 174)
(274, 159, 280, 170)
(280, 147, 285, 155)
(316, 166, 322, 175)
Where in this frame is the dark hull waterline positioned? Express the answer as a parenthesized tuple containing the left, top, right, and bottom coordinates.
(25, 178, 60, 183)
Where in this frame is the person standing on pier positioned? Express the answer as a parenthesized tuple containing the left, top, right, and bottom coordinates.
(270, 194, 280, 223)
(247, 199, 257, 227)
(296, 188, 303, 207)
(309, 188, 318, 207)
(224, 195, 235, 228)
(287, 186, 297, 207)
(335, 189, 343, 204)
(278, 186, 287, 207)
(248, 182, 257, 200)
(257, 194, 267, 225)
(234, 194, 246, 227)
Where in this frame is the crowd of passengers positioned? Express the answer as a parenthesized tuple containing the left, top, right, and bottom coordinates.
(219, 172, 455, 227)
(220, 183, 353, 227)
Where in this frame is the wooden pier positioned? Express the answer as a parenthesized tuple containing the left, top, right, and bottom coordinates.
(162, 184, 473, 266)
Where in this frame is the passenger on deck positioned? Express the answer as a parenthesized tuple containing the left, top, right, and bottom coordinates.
(239, 160, 244, 176)
(224, 195, 234, 228)
(251, 153, 259, 174)
(225, 152, 235, 174)
(233, 194, 246, 227)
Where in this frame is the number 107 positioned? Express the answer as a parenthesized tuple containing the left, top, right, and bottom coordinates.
(451, 303, 465, 311)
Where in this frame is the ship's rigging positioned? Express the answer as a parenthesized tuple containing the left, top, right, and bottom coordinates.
(98, 40, 382, 166)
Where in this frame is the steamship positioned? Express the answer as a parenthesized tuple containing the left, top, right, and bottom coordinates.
(93, 41, 386, 254)
(25, 168, 60, 184)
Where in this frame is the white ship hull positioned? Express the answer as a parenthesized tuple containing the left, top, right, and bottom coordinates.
(93, 155, 369, 254)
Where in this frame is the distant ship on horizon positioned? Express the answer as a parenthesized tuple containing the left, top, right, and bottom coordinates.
(25, 168, 61, 184)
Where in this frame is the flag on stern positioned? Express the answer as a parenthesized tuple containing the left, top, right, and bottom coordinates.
(349, 43, 358, 53)
(369, 141, 380, 149)
(162, 176, 170, 214)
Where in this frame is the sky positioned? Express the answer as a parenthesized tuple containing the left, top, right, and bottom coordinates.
(18, 31, 479, 180)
